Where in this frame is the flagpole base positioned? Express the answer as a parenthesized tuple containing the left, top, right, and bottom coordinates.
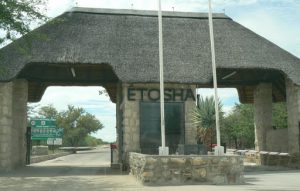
(214, 146, 224, 156)
(159, 146, 169, 155)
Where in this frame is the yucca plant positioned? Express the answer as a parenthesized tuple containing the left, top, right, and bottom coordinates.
(192, 95, 223, 150)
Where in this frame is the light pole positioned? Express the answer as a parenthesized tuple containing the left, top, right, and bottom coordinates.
(157, 0, 168, 155)
(208, 0, 224, 155)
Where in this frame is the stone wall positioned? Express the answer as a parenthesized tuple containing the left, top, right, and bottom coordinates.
(120, 83, 197, 164)
(254, 152, 300, 168)
(0, 80, 28, 171)
(129, 152, 244, 185)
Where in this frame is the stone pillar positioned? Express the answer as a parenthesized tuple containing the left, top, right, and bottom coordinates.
(0, 82, 13, 171)
(116, 83, 123, 164)
(0, 79, 28, 171)
(122, 85, 140, 154)
(120, 84, 140, 167)
(253, 83, 272, 151)
(286, 78, 300, 154)
(12, 79, 28, 168)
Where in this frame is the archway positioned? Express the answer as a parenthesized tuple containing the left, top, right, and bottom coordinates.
(1, 8, 300, 171)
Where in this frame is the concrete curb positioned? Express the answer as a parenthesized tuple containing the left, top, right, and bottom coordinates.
(30, 152, 71, 164)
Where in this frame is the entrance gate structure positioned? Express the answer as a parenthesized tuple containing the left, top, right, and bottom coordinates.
(1, 8, 300, 171)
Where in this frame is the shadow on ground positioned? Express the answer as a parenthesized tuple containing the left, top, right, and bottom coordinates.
(0, 166, 127, 177)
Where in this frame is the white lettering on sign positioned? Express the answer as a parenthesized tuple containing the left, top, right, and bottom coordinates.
(47, 138, 63, 145)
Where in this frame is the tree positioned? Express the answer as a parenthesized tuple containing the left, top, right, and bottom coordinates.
(192, 95, 223, 149)
(273, 102, 288, 129)
(222, 102, 288, 149)
(0, 0, 47, 45)
(82, 135, 104, 147)
(222, 104, 254, 149)
(38, 104, 58, 119)
(37, 105, 104, 147)
(27, 103, 40, 118)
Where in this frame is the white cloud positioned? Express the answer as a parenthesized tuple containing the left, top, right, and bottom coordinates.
(223, 105, 234, 115)
(197, 88, 238, 100)
(91, 115, 116, 142)
(197, 88, 239, 114)
(45, 0, 258, 15)
(235, 9, 300, 57)
(221, 0, 258, 6)
(74, 0, 193, 12)
(35, 86, 111, 110)
(46, 0, 74, 17)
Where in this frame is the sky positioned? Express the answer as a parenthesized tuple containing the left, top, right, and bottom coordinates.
(28, 0, 300, 142)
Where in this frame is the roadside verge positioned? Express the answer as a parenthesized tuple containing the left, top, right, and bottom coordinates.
(30, 152, 71, 164)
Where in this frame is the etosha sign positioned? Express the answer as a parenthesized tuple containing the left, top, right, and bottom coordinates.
(127, 88, 195, 101)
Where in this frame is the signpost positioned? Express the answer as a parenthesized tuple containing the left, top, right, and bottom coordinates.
(30, 118, 64, 145)
(47, 138, 63, 145)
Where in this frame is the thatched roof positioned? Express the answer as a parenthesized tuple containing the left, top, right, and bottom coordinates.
(0, 8, 299, 103)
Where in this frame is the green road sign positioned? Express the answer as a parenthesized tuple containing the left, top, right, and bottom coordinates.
(30, 118, 64, 140)
(32, 127, 56, 140)
(55, 128, 64, 138)
(30, 118, 56, 128)
(31, 127, 64, 140)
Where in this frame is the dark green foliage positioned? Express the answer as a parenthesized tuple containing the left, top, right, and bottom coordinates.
(80, 135, 106, 147)
(0, 0, 47, 44)
(193, 96, 223, 129)
(222, 104, 255, 149)
(272, 102, 288, 129)
(193, 95, 223, 148)
(222, 103, 288, 149)
(38, 104, 58, 119)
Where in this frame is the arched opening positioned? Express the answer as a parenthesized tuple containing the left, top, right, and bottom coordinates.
(27, 85, 116, 170)
(195, 68, 288, 152)
(16, 63, 121, 172)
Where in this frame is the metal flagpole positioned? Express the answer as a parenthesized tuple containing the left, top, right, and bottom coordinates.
(158, 0, 168, 155)
(208, 0, 224, 155)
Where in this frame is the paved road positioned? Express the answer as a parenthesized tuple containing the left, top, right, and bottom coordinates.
(1, 146, 300, 191)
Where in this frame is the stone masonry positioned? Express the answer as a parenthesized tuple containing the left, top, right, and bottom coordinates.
(266, 128, 288, 153)
(120, 83, 197, 164)
(254, 83, 272, 151)
(129, 152, 244, 185)
(0, 81, 13, 171)
(0, 79, 28, 171)
(286, 78, 300, 154)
